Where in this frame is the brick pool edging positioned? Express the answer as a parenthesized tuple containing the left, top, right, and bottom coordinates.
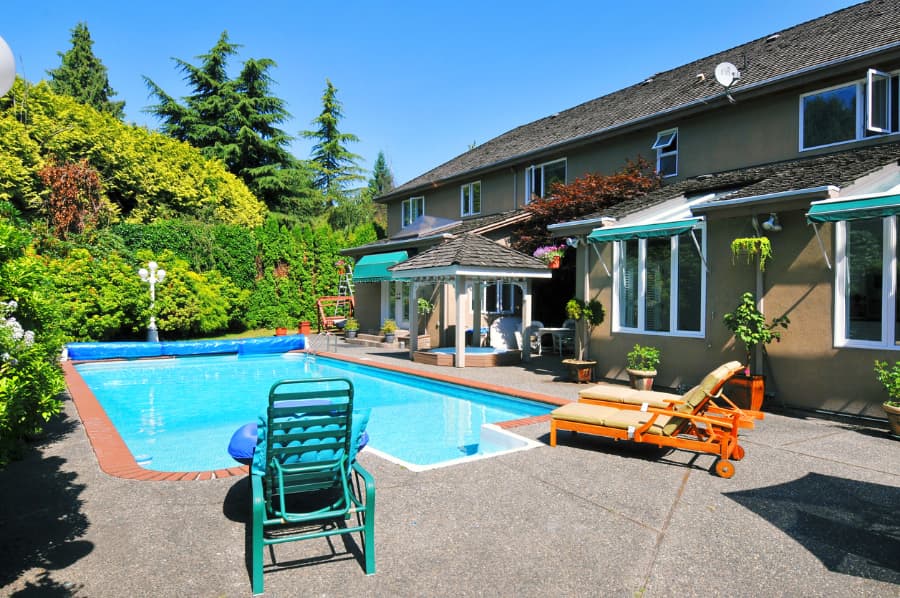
(62, 351, 566, 481)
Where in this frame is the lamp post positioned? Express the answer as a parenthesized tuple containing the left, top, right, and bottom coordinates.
(0, 35, 15, 98)
(138, 261, 166, 342)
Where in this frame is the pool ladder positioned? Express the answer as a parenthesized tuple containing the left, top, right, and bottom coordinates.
(306, 331, 337, 359)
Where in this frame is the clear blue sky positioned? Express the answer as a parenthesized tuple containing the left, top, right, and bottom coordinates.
(4, 0, 860, 186)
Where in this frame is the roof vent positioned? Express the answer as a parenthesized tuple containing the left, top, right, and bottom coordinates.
(696, 73, 706, 82)
(766, 33, 780, 43)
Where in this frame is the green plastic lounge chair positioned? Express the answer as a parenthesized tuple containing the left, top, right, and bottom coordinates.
(251, 378, 375, 595)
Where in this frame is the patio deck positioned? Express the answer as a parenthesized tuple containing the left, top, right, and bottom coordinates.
(1, 344, 898, 596)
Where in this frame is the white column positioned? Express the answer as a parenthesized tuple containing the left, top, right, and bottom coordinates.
(472, 280, 483, 347)
(409, 282, 419, 357)
(522, 280, 533, 362)
(455, 275, 467, 367)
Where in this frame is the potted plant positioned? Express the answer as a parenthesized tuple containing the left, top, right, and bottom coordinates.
(562, 298, 605, 383)
(381, 318, 398, 344)
(722, 292, 790, 410)
(873, 360, 900, 437)
(626, 344, 660, 390)
(731, 237, 773, 271)
(533, 244, 566, 269)
(344, 317, 359, 339)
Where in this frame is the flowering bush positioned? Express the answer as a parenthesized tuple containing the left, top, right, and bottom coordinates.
(533, 245, 566, 263)
(0, 299, 65, 465)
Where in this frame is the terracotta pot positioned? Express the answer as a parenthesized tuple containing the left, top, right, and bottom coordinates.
(626, 368, 657, 391)
(275, 327, 288, 336)
(725, 374, 765, 411)
(884, 402, 900, 437)
(298, 321, 311, 335)
(547, 255, 561, 269)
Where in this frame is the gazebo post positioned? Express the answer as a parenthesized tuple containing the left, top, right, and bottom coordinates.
(521, 280, 532, 362)
(455, 275, 467, 367)
(472, 280, 483, 348)
(409, 282, 419, 357)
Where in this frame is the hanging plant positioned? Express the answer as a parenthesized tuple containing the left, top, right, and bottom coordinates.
(731, 237, 773, 271)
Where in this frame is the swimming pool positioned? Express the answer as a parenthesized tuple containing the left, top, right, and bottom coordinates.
(73, 353, 553, 472)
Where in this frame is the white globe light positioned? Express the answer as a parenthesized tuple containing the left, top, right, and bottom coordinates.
(138, 268, 149, 279)
(0, 36, 14, 97)
(156, 269, 166, 282)
(148, 261, 158, 270)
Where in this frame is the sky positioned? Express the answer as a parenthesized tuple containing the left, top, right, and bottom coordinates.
(3, 0, 862, 187)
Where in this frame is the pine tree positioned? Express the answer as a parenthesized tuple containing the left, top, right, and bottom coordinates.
(144, 32, 304, 212)
(303, 79, 365, 199)
(47, 22, 125, 119)
(367, 151, 395, 198)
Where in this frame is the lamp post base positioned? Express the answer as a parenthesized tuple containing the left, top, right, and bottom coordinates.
(147, 318, 159, 343)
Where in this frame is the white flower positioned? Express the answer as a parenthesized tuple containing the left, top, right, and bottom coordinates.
(23, 330, 35, 346)
(5, 317, 24, 340)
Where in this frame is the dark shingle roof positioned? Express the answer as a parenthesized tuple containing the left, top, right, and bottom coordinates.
(384, 0, 900, 200)
(390, 233, 546, 272)
(598, 141, 900, 220)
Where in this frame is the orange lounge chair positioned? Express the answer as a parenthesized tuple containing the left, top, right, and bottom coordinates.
(550, 362, 758, 478)
(576, 361, 763, 428)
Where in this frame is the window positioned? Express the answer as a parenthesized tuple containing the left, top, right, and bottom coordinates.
(835, 217, 899, 348)
(479, 280, 520, 315)
(402, 196, 424, 227)
(800, 70, 899, 150)
(525, 159, 566, 203)
(386, 281, 410, 327)
(613, 229, 705, 335)
(652, 129, 678, 178)
(460, 181, 481, 217)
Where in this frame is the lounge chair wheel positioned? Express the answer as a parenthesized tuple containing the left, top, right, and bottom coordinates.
(731, 444, 745, 461)
(714, 459, 735, 479)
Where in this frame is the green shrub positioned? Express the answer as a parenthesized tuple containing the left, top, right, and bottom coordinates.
(626, 344, 660, 371)
(873, 360, 900, 407)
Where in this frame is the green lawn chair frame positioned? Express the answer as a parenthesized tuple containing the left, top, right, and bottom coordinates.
(251, 378, 375, 595)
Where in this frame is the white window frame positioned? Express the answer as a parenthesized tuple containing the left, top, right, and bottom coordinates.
(833, 217, 898, 349)
(799, 71, 899, 151)
(652, 128, 678, 178)
(867, 68, 892, 134)
(476, 280, 517, 315)
(401, 196, 424, 227)
(611, 227, 706, 338)
(460, 181, 481, 217)
(382, 280, 410, 329)
(525, 158, 566, 204)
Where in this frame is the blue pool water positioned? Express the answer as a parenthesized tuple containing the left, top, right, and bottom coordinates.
(74, 353, 552, 472)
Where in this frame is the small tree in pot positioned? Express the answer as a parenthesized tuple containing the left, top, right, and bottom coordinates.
(562, 298, 605, 383)
(722, 292, 789, 410)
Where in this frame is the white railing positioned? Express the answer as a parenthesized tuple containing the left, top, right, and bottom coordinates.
(306, 331, 338, 357)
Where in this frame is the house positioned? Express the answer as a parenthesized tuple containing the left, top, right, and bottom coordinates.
(346, 0, 900, 417)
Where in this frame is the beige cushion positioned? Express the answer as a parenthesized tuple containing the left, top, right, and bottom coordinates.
(580, 385, 679, 409)
(552, 403, 669, 435)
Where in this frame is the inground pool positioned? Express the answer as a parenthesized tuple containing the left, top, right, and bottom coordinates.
(72, 352, 553, 472)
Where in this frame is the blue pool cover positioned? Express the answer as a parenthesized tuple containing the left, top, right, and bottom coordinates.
(66, 335, 306, 361)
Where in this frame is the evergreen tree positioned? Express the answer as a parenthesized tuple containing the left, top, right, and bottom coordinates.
(367, 151, 394, 198)
(47, 22, 125, 119)
(303, 79, 365, 200)
(144, 32, 304, 212)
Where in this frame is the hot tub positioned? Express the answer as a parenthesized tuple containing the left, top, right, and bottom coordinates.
(412, 347, 521, 367)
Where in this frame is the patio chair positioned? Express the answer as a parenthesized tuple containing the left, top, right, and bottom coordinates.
(552, 319, 576, 355)
(549, 361, 757, 478)
(251, 378, 375, 595)
(576, 361, 762, 427)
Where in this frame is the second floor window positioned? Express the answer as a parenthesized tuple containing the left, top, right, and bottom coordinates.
(800, 69, 899, 150)
(526, 159, 566, 203)
(402, 196, 424, 227)
(652, 129, 678, 178)
(460, 181, 481, 217)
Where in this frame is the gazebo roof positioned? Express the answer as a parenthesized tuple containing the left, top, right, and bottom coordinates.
(390, 233, 552, 281)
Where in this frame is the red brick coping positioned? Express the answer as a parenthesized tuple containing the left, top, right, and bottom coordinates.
(63, 351, 565, 481)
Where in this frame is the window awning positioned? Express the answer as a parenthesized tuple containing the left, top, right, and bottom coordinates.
(807, 193, 900, 223)
(352, 250, 409, 282)
(586, 217, 703, 243)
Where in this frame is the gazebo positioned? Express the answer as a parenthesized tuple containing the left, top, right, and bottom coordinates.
(389, 233, 552, 367)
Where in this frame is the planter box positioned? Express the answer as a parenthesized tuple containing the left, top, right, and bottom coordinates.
(725, 374, 765, 411)
(562, 359, 596, 384)
(626, 368, 656, 391)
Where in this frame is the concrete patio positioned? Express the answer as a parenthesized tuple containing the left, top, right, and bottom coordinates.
(1, 344, 898, 596)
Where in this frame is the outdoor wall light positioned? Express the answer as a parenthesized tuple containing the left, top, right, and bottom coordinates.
(761, 213, 782, 233)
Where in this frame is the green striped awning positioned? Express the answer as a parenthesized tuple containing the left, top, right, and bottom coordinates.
(807, 193, 900, 223)
(352, 250, 408, 282)
(586, 217, 703, 243)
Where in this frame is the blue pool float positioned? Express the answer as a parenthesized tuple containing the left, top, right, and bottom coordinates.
(227, 422, 369, 465)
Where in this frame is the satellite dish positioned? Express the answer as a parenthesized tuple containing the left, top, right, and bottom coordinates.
(0, 36, 14, 97)
(714, 62, 740, 88)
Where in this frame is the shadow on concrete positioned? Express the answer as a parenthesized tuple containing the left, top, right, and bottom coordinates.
(0, 409, 90, 595)
(724, 472, 900, 584)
